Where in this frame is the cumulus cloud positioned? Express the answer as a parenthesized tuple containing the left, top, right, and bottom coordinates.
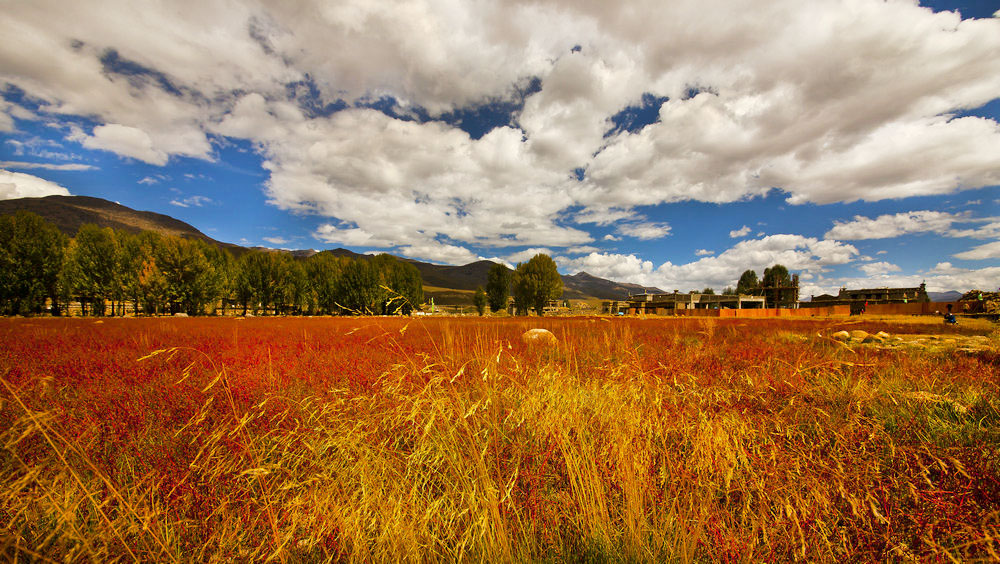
(559, 234, 859, 292)
(954, 241, 1000, 260)
(262, 236, 289, 245)
(729, 225, 751, 238)
(616, 221, 671, 240)
(0, 169, 71, 199)
(506, 247, 553, 263)
(857, 261, 902, 276)
(70, 124, 171, 165)
(2, 0, 1000, 262)
(825, 211, 977, 240)
(695, 249, 714, 256)
(396, 242, 481, 265)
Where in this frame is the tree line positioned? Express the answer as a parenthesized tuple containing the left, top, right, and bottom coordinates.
(0, 211, 422, 316)
(472, 253, 563, 316)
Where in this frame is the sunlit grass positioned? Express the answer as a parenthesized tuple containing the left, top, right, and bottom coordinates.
(1, 317, 998, 561)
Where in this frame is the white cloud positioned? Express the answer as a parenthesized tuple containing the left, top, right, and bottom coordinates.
(951, 222, 1000, 239)
(396, 241, 481, 265)
(695, 249, 714, 256)
(70, 124, 171, 165)
(169, 195, 212, 208)
(506, 247, 554, 263)
(929, 262, 962, 275)
(574, 208, 636, 226)
(0, 161, 96, 171)
(0, 169, 72, 199)
(857, 261, 901, 277)
(138, 176, 159, 185)
(559, 234, 859, 292)
(954, 241, 1000, 260)
(603, 234, 621, 241)
(2, 0, 1000, 254)
(729, 225, 751, 238)
(826, 211, 967, 240)
(262, 236, 289, 245)
(313, 224, 398, 248)
(616, 221, 671, 240)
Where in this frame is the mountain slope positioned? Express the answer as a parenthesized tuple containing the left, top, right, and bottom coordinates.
(0, 195, 244, 253)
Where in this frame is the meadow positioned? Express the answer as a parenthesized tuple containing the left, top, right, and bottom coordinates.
(1, 315, 998, 562)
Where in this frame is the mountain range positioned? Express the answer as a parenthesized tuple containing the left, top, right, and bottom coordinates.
(0, 195, 662, 303)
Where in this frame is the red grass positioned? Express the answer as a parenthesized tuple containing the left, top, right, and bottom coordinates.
(1, 316, 998, 561)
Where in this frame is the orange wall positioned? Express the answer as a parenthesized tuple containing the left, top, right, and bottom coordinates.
(665, 306, 850, 318)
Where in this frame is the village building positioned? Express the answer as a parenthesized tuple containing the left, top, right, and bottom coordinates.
(808, 283, 928, 306)
(604, 292, 766, 315)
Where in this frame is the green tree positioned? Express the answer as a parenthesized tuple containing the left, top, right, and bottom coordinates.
(0, 211, 67, 315)
(485, 262, 512, 312)
(370, 254, 423, 314)
(281, 260, 309, 315)
(761, 264, 790, 287)
(236, 251, 289, 315)
(306, 253, 348, 314)
(64, 224, 118, 316)
(154, 236, 223, 315)
(701, 287, 715, 295)
(511, 254, 563, 316)
(473, 286, 487, 316)
(132, 231, 168, 315)
(761, 264, 794, 308)
(336, 259, 380, 314)
(736, 269, 759, 295)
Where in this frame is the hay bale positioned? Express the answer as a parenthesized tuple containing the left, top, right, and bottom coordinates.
(522, 328, 557, 347)
(831, 330, 850, 341)
(849, 330, 869, 341)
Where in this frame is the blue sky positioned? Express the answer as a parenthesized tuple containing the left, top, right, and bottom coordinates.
(1, 0, 998, 295)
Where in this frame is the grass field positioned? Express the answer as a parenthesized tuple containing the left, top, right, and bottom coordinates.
(1, 316, 998, 562)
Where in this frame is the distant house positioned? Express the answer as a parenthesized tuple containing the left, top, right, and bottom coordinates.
(760, 273, 800, 309)
(807, 283, 929, 308)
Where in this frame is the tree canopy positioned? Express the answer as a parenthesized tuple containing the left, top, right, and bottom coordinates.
(485, 262, 512, 312)
(736, 269, 759, 295)
(0, 213, 425, 317)
(0, 211, 67, 315)
(511, 254, 563, 316)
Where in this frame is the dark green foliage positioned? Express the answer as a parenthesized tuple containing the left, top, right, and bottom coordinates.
(306, 253, 349, 314)
(236, 251, 292, 315)
(370, 254, 423, 315)
(736, 269, 759, 295)
(485, 262, 512, 312)
(62, 224, 117, 315)
(473, 286, 487, 316)
(0, 211, 67, 315)
(701, 287, 715, 295)
(762, 264, 790, 287)
(511, 254, 563, 316)
(0, 214, 424, 317)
